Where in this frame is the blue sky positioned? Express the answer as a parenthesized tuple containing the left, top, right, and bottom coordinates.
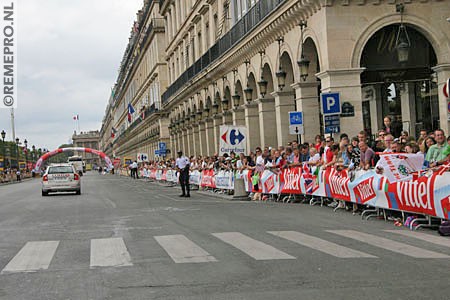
(0, 0, 143, 150)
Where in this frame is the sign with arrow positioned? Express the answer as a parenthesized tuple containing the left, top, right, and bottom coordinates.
(219, 126, 247, 156)
(289, 125, 304, 135)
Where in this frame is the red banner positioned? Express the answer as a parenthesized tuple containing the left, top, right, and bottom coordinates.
(279, 167, 303, 194)
(201, 170, 216, 188)
(324, 168, 351, 201)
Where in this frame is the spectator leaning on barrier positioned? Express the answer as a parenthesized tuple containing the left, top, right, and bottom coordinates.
(359, 141, 375, 170)
(322, 137, 335, 166)
(314, 135, 322, 152)
(417, 129, 428, 145)
(300, 144, 310, 162)
(426, 129, 447, 164)
(383, 134, 394, 153)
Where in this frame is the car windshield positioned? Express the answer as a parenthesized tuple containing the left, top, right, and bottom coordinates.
(48, 166, 74, 174)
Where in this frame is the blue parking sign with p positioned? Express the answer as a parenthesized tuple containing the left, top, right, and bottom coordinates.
(321, 92, 341, 115)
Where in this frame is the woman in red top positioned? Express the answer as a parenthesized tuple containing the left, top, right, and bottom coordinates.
(314, 135, 323, 152)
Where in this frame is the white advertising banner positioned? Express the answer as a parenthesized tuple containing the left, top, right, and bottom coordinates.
(219, 126, 247, 156)
(376, 153, 424, 183)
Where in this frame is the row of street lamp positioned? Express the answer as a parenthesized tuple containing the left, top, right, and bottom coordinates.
(1, 130, 41, 170)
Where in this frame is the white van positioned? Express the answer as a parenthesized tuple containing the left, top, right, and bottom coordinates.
(67, 155, 84, 176)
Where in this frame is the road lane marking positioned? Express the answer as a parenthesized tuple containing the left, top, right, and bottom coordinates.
(328, 230, 449, 258)
(1, 241, 59, 273)
(90, 238, 133, 268)
(154, 235, 217, 263)
(268, 231, 376, 258)
(212, 232, 295, 260)
(385, 230, 450, 248)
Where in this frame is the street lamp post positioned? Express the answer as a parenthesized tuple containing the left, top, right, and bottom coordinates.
(15, 137, 19, 169)
(24, 139, 28, 170)
(1, 130, 5, 173)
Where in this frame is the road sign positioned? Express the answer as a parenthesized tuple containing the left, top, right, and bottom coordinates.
(448, 100, 450, 121)
(159, 142, 166, 151)
(443, 78, 449, 98)
(288, 111, 303, 125)
(324, 114, 340, 134)
(137, 153, 148, 162)
(321, 92, 341, 115)
(154, 149, 160, 157)
(289, 125, 304, 135)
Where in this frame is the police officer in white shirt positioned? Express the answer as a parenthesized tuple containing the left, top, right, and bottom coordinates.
(176, 151, 190, 197)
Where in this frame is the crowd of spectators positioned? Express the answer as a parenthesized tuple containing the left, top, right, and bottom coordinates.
(130, 115, 450, 211)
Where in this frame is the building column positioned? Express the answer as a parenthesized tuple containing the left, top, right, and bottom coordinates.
(167, 10, 172, 41)
(245, 102, 261, 151)
(257, 98, 277, 148)
(432, 64, 450, 135)
(193, 124, 200, 156)
(316, 69, 365, 139)
(208, 5, 215, 47)
(187, 126, 194, 156)
(177, 129, 183, 153)
(194, 23, 199, 61)
(201, 14, 207, 54)
(205, 118, 214, 155)
(272, 90, 296, 147)
(198, 122, 207, 156)
(183, 127, 191, 156)
(232, 107, 246, 126)
(212, 114, 222, 155)
(292, 82, 321, 143)
(222, 111, 233, 125)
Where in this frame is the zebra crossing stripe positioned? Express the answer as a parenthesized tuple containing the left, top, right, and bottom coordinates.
(1, 241, 59, 273)
(385, 230, 450, 248)
(154, 235, 217, 263)
(268, 231, 377, 258)
(328, 230, 450, 258)
(90, 238, 133, 268)
(212, 232, 295, 260)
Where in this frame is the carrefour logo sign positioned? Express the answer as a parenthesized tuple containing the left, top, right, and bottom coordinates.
(219, 126, 247, 155)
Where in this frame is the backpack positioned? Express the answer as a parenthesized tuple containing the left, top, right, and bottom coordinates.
(438, 221, 450, 236)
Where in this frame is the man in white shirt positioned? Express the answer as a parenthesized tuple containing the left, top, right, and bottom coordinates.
(176, 151, 190, 197)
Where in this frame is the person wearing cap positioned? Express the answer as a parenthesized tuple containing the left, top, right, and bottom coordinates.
(176, 150, 190, 197)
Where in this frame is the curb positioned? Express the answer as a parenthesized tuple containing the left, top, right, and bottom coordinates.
(0, 178, 34, 186)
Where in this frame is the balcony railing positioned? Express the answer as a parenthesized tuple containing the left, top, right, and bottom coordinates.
(162, 0, 287, 104)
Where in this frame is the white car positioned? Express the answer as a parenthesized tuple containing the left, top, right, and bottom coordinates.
(42, 164, 81, 196)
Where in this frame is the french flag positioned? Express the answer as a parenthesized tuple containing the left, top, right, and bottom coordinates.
(127, 103, 135, 123)
(111, 127, 117, 138)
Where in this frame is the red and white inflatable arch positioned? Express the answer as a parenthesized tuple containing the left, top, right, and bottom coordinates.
(34, 147, 113, 171)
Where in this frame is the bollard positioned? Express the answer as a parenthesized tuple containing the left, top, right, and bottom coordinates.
(233, 178, 249, 200)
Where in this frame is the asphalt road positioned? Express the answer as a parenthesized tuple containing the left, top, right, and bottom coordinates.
(0, 172, 449, 300)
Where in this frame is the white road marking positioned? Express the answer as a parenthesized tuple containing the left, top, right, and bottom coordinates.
(90, 238, 133, 268)
(385, 230, 450, 248)
(328, 230, 450, 258)
(212, 232, 295, 260)
(268, 231, 376, 258)
(1, 241, 59, 273)
(154, 235, 217, 263)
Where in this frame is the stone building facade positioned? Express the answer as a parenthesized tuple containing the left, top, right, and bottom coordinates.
(72, 131, 101, 167)
(100, 0, 169, 162)
(101, 0, 450, 159)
